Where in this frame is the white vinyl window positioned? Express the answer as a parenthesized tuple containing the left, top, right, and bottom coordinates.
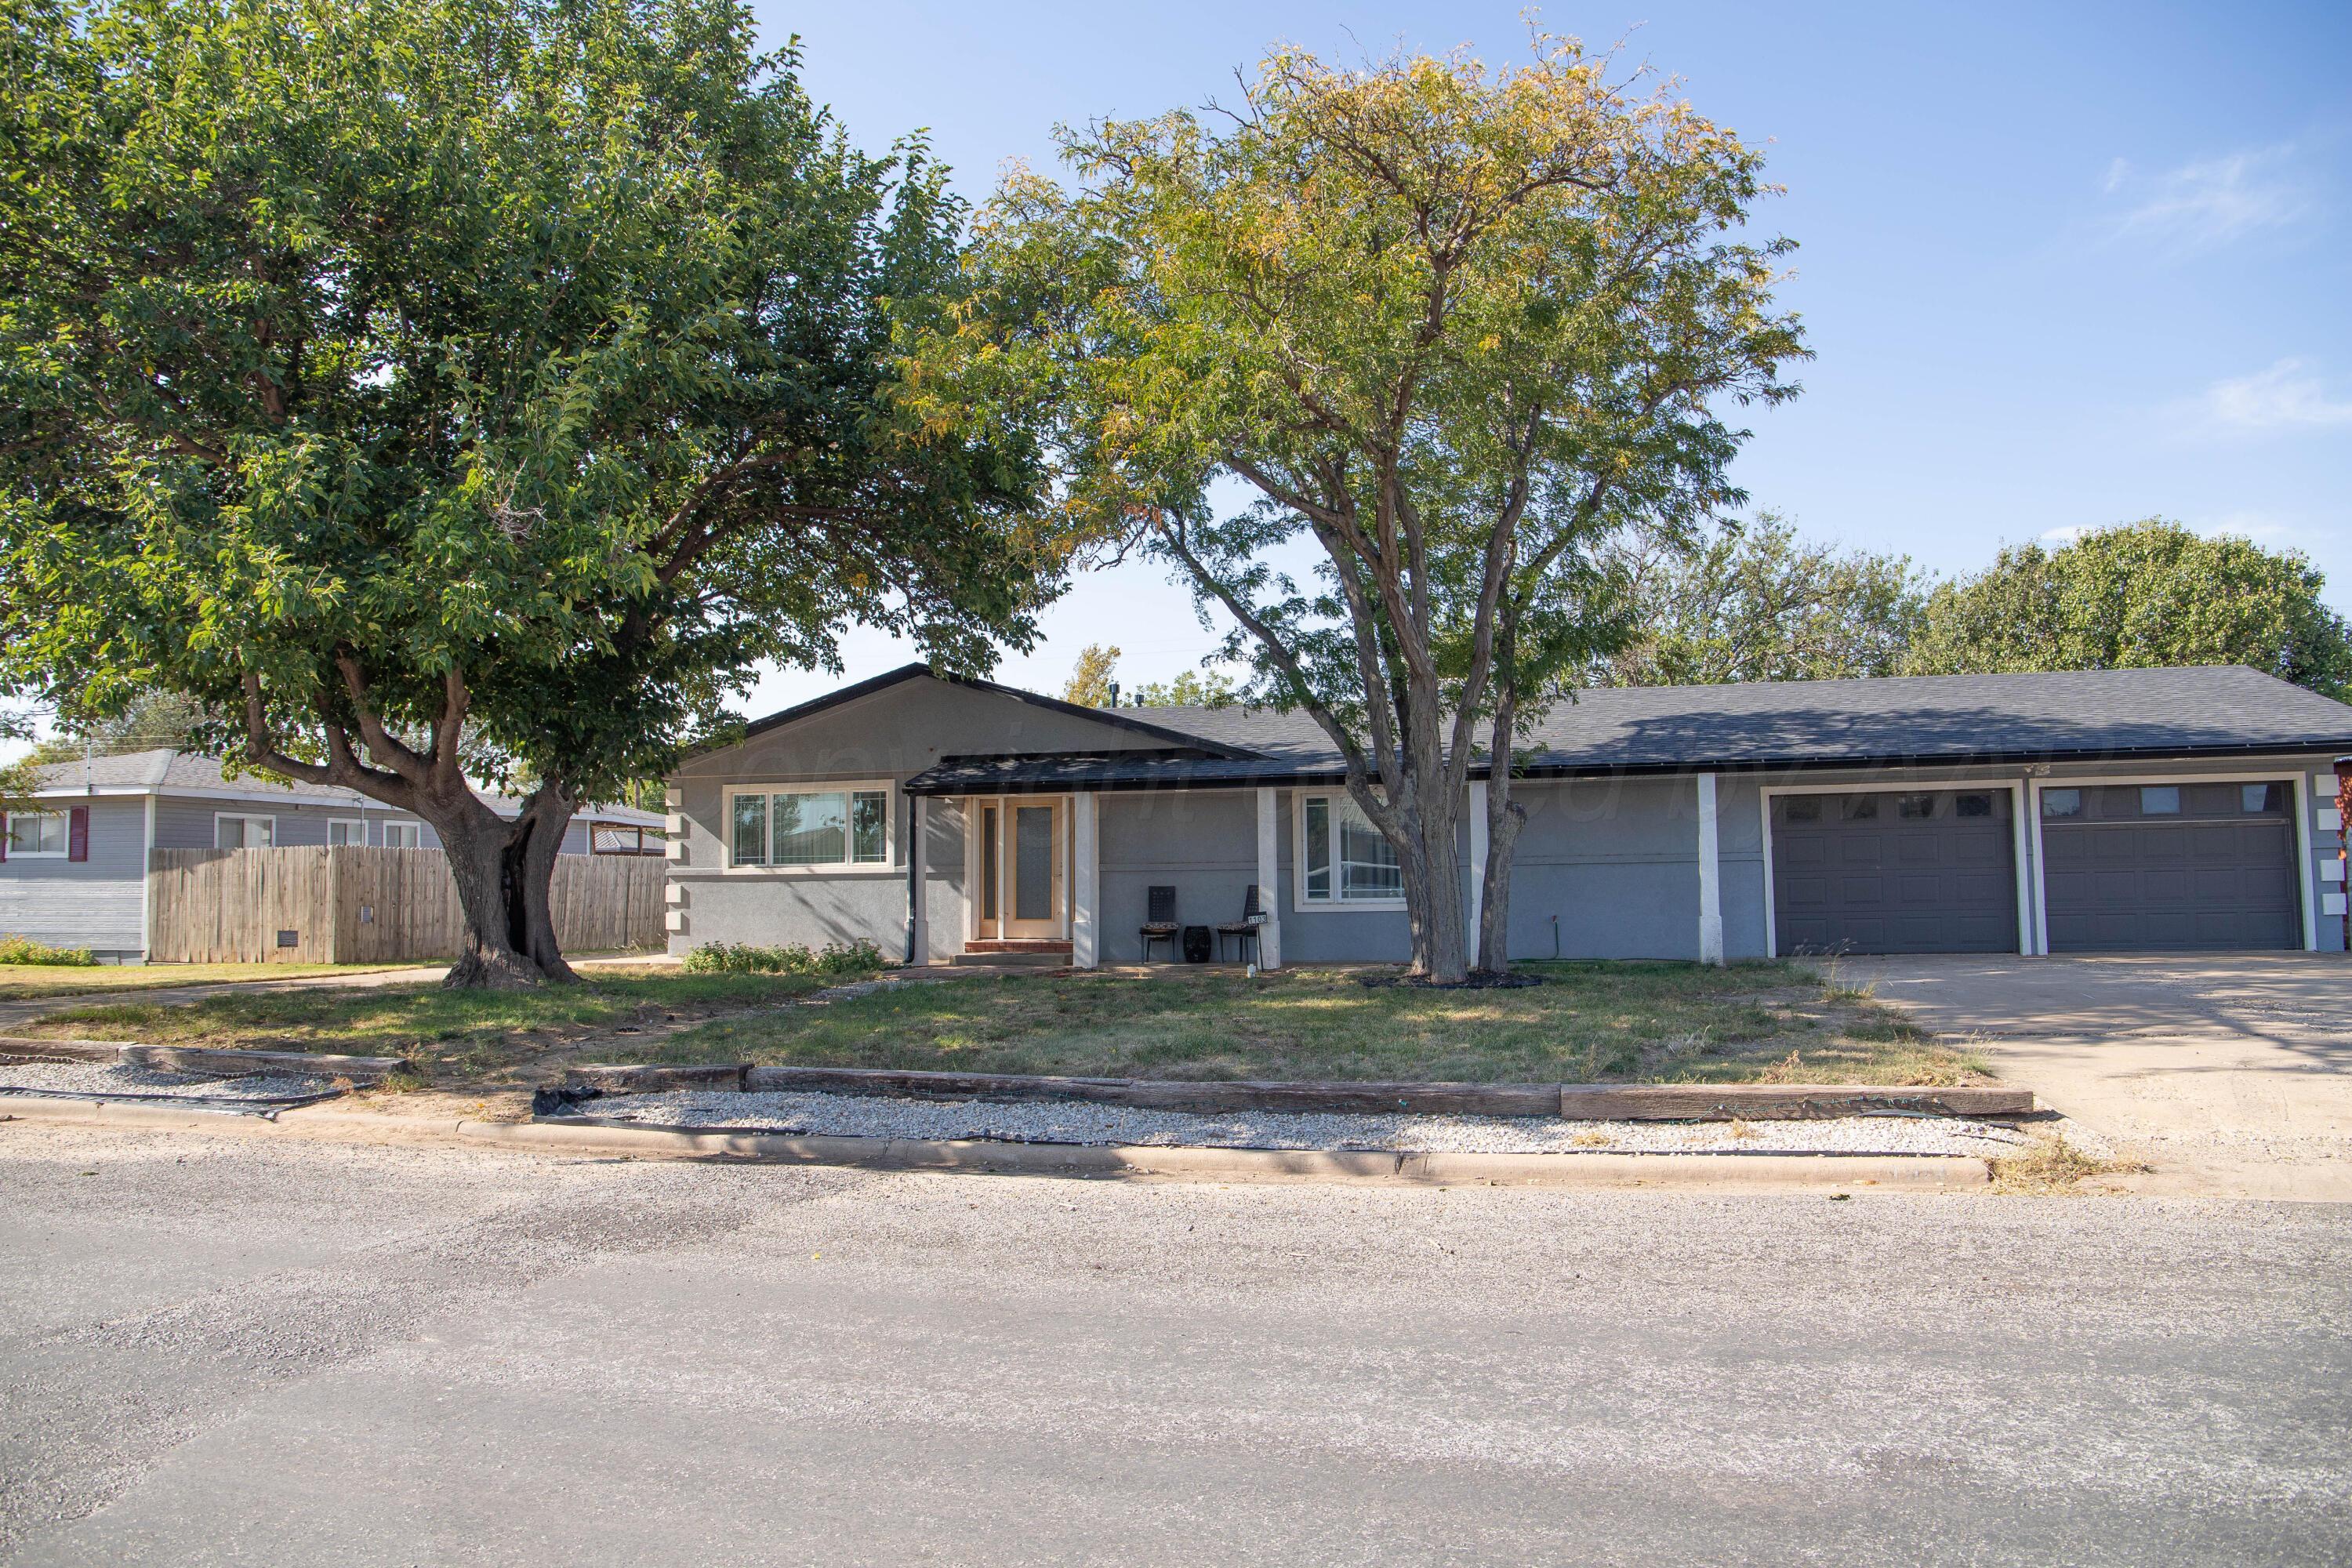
(1297, 791, 1404, 908)
(6, 811, 67, 857)
(727, 786, 891, 870)
(327, 818, 365, 846)
(213, 814, 275, 849)
(382, 821, 423, 848)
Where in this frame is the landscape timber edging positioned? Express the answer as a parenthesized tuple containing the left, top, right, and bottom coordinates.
(0, 1036, 405, 1082)
(0, 1095, 1992, 1190)
(561, 1062, 2034, 1122)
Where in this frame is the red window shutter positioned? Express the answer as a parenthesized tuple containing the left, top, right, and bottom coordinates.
(68, 807, 89, 862)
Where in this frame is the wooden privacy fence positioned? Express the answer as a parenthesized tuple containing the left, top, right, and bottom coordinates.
(147, 847, 665, 964)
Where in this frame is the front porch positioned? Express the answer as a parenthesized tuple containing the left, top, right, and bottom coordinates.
(906, 787, 1287, 971)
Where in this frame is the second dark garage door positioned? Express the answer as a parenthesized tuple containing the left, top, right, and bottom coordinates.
(2039, 782, 2301, 951)
(1772, 789, 2019, 955)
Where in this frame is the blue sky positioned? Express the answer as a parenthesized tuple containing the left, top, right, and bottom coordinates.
(734, 0, 2352, 715)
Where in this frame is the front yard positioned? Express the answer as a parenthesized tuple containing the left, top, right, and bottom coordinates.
(16, 959, 1986, 1089)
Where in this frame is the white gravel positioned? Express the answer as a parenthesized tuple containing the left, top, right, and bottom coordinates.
(0, 1059, 338, 1102)
(565, 1087, 2031, 1156)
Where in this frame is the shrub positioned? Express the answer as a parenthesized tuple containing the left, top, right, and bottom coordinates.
(0, 933, 98, 966)
(680, 939, 886, 977)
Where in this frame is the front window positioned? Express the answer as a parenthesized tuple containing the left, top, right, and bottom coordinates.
(328, 819, 364, 846)
(1301, 793, 1403, 905)
(729, 787, 891, 869)
(383, 821, 422, 848)
(6, 811, 67, 855)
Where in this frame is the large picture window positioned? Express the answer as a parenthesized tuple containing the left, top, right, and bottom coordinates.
(1298, 792, 1403, 906)
(728, 786, 891, 869)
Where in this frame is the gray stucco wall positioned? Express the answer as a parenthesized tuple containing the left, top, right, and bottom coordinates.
(0, 797, 148, 957)
(661, 665, 2351, 964)
(662, 673, 1184, 958)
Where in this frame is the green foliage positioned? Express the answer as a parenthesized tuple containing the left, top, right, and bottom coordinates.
(0, 934, 98, 966)
(1592, 514, 1924, 686)
(1906, 521, 2352, 698)
(0, 0, 1058, 806)
(1062, 644, 1121, 706)
(679, 939, 886, 977)
(909, 35, 1803, 978)
(27, 690, 209, 764)
(1131, 668, 1241, 707)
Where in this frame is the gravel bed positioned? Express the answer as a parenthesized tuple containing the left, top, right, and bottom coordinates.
(0, 1059, 339, 1102)
(564, 1087, 2031, 1156)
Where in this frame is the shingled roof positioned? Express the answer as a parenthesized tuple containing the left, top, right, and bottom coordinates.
(28, 749, 662, 824)
(901, 666, 2352, 795)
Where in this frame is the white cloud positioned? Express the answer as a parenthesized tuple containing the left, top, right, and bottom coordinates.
(2039, 525, 2088, 544)
(2100, 145, 2310, 253)
(2190, 360, 2352, 435)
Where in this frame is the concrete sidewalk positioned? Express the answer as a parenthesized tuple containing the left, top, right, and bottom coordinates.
(1837, 953, 2352, 1200)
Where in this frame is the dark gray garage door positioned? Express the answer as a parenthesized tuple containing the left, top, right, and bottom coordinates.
(1772, 789, 2018, 954)
(2041, 782, 2300, 951)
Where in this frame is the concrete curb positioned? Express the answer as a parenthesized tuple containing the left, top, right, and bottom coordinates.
(564, 1062, 2034, 1122)
(0, 1094, 1989, 1189)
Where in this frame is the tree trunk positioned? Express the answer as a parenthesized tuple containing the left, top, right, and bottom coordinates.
(422, 791, 579, 990)
(1370, 779, 1472, 985)
(1476, 677, 1526, 975)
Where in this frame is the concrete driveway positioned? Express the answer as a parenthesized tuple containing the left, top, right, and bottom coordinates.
(1835, 954, 2352, 1200)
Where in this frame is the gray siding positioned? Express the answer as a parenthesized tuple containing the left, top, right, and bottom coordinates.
(151, 796, 435, 850)
(0, 797, 148, 957)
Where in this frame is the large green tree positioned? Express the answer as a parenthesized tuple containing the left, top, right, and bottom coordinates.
(1589, 513, 1922, 687)
(1905, 521, 2352, 698)
(0, 0, 1054, 985)
(913, 37, 1802, 979)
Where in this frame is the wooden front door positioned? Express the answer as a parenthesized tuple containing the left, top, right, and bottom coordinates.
(974, 796, 1066, 941)
(1002, 798, 1063, 938)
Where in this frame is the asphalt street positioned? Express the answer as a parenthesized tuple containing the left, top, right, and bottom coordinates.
(2, 1118, 2347, 1566)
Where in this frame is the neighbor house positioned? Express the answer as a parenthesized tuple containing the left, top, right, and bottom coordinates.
(0, 750, 665, 962)
(661, 663, 2352, 967)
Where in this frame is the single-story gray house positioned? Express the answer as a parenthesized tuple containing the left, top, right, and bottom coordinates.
(662, 662, 2352, 967)
(2, 750, 665, 962)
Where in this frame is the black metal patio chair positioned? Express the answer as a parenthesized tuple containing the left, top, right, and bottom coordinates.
(1215, 884, 1265, 965)
(1139, 884, 1180, 961)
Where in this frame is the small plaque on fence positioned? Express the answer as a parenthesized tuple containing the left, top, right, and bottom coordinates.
(276, 929, 299, 948)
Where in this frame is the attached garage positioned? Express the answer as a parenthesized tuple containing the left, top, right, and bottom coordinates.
(2038, 781, 2302, 952)
(1770, 789, 2020, 955)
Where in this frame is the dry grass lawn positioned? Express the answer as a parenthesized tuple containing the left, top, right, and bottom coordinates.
(0, 960, 426, 1002)
(655, 960, 1987, 1086)
(15, 958, 1990, 1090)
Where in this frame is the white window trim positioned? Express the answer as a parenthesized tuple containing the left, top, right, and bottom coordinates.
(1290, 789, 1407, 913)
(380, 820, 423, 848)
(5, 808, 70, 858)
(326, 817, 366, 846)
(212, 811, 277, 850)
(1756, 780, 2032, 960)
(721, 781, 898, 876)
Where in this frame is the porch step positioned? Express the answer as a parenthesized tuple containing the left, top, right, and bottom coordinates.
(961, 940, 1073, 955)
(948, 949, 1071, 968)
